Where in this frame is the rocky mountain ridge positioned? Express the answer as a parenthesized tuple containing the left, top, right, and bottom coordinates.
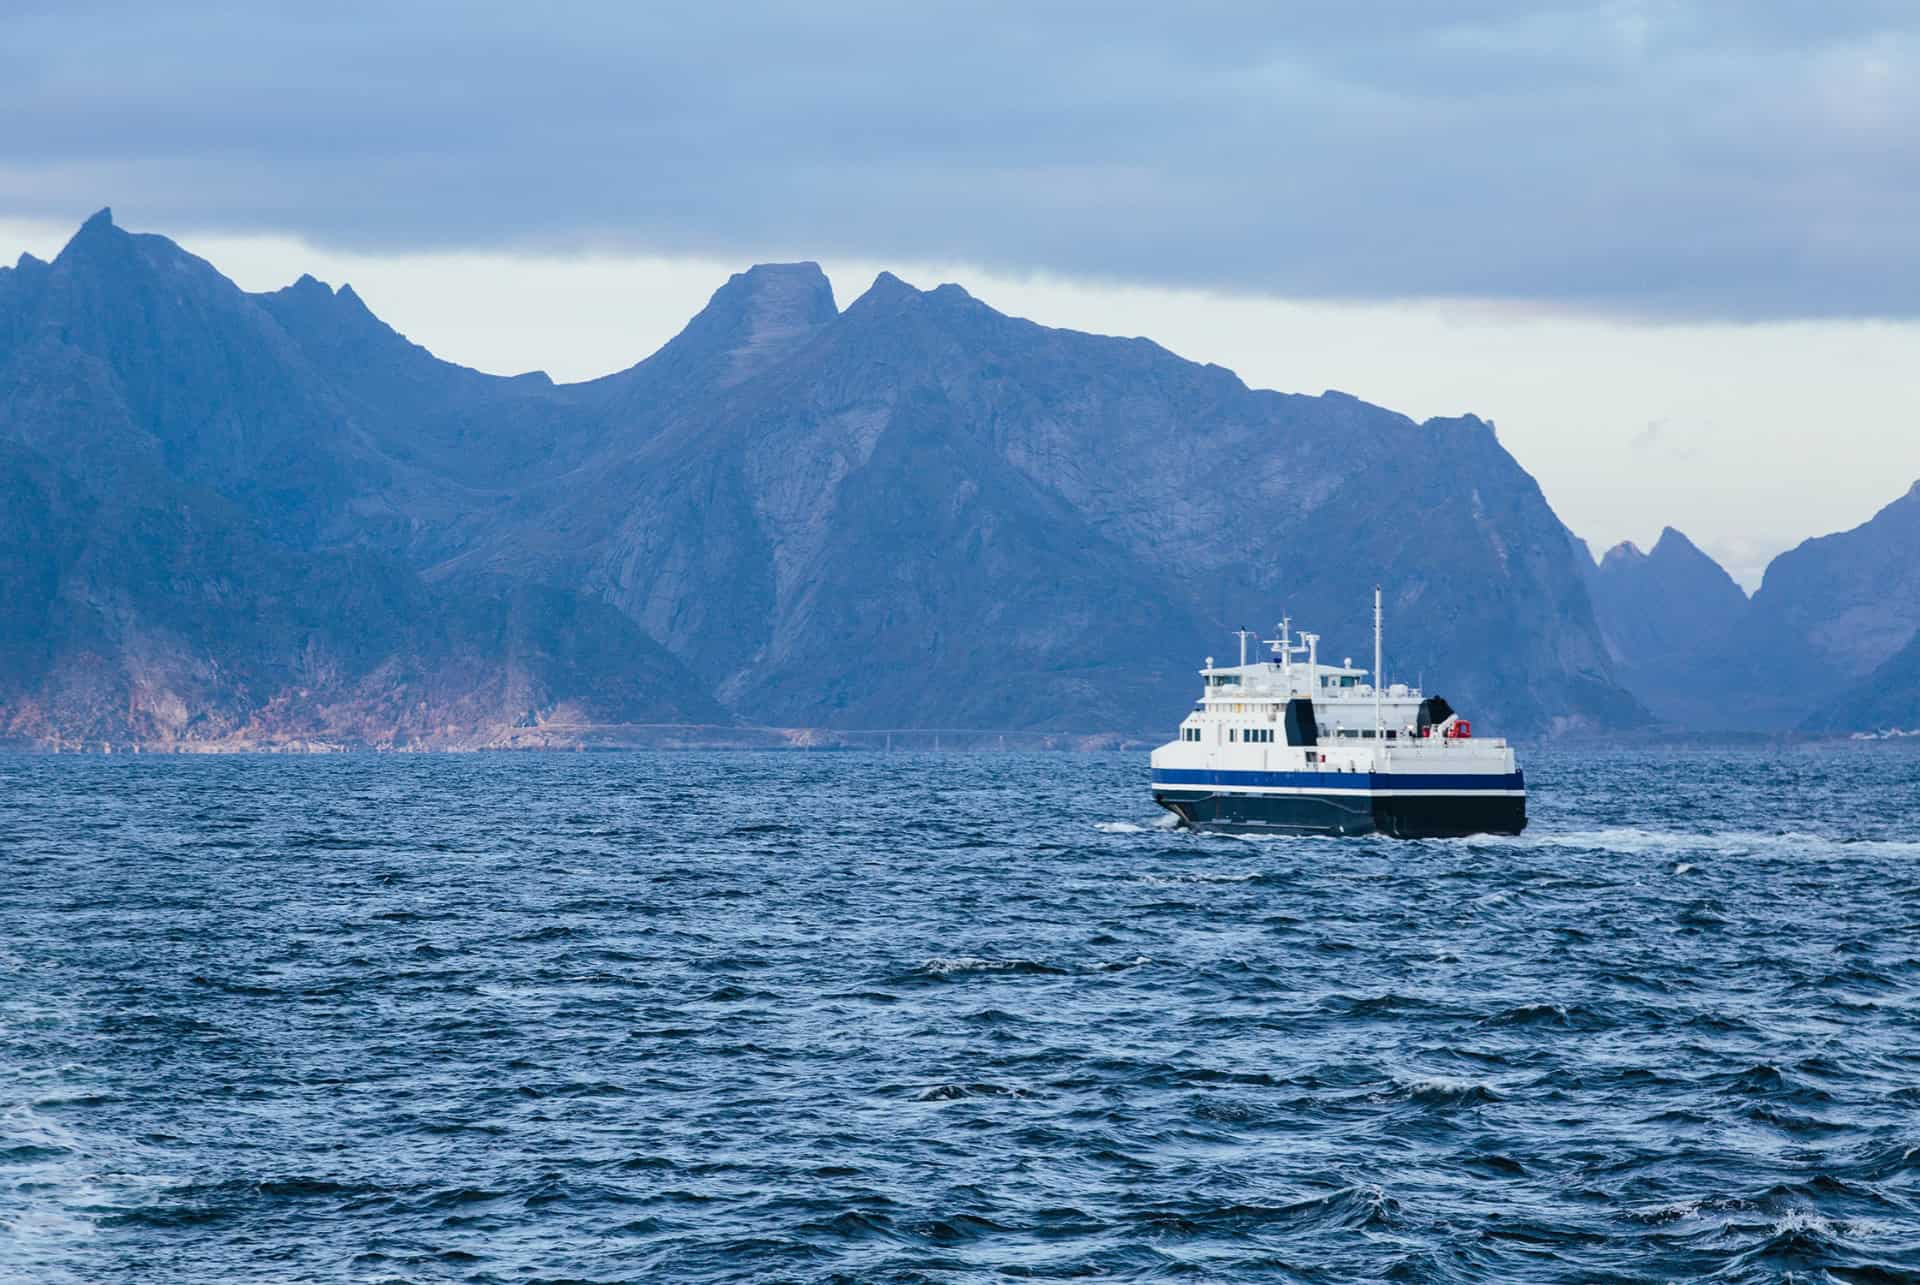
(9, 208, 1898, 747)
(1577, 486, 1920, 734)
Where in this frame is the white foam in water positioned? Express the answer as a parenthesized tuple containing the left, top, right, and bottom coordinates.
(1093, 821, 1146, 834)
(1141, 871, 1259, 885)
(1522, 827, 1920, 860)
(1674, 862, 1695, 875)
(919, 956, 1044, 976)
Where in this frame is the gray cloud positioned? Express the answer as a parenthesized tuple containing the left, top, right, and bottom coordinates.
(6, 1, 1918, 317)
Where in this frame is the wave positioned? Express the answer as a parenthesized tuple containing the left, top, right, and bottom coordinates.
(1139, 870, 1259, 885)
(1391, 1076, 1503, 1106)
(910, 957, 1070, 980)
(1517, 827, 1920, 859)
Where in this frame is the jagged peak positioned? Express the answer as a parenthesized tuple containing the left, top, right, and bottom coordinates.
(736, 260, 831, 285)
(692, 261, 838, 330)
(1601, 540, 1648, 568)
(265, 274, 379, 323)
(1649, 526, 1707, 560)
(627, 260, 841, 387)
(849, 270, 920, 310)
(707, 261, 835, 314)
(56, 206, 131, 262)
(15, 251, 47, 271)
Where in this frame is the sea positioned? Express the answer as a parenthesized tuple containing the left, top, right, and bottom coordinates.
(3, 748, 1918, 1283)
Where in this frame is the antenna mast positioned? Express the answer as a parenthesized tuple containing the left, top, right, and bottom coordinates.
(1373, 585, 1384, 740)
(1235, 626, 1255, 668)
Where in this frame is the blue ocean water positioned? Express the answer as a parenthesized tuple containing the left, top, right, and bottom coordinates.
(3, 749, 1919, 1283)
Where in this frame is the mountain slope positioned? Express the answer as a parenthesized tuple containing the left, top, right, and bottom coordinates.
(1810, 629, 1920, 734)
(2, 211, 1650, 743)
(1584, 527, 1749, 723)
(0, 436, 722, 748)
(0, 215, 722, 747)
(449, 268, 1642, 735)
(1665, 481, 1920, 731)
(1590, 528, 1748, 665)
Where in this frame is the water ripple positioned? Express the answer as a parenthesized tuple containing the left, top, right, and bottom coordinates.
(2, 746, 1918, 1281)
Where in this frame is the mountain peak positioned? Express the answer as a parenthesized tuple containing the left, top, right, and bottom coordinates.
(1649, 526, 1707, 561)
(334, 282, 375, 316)
(603, 260, 838, 391)
(57, 206, 131, 263)
(1600, 540, 1647, 569)
(852, 271, 919, 309)
(699, 262, 836, 323)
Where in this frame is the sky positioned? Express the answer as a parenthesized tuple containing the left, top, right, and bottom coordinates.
(5, 2, 1919, 586)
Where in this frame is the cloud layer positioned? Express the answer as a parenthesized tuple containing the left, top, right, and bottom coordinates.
(6, 2, 1919, 317)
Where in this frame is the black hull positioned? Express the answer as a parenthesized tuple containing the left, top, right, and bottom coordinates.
(1153, 789, 1525, 839)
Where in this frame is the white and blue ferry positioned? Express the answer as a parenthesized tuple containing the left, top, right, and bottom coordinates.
(1150, 590, 1526, 838)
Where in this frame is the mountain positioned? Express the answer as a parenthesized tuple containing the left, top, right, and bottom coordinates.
(1584, 527, 1749, 724)
(441, 268, 1641, 734)
(1651, 480, 1920, 732)
(1812, 629, 1920, 734)
(0, 210, 1648, 746)
(1768, 480, 1920, 734)
(0, 213, 720, 748)
(1751, 480, 1920, 679)
(1594, 479, 1920, 734)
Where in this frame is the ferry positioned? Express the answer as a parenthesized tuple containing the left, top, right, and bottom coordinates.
(1150, 590, 1525, 837)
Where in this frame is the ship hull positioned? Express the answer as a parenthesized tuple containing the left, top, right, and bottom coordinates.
(1152, 776, 1526, 839)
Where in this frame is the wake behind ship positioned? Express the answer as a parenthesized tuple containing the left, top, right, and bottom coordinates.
(1150, 590, 1526, 838)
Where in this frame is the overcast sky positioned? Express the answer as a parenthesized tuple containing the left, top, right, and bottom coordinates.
(6, 2, 1919, 585)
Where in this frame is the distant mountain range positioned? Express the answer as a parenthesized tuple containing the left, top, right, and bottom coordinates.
(0, 210, 1911, 747)
(1582, 482, 1920, 734)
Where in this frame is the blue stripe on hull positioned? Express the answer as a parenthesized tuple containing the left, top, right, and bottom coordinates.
(1151, 787, 1526, 838)
(1152, 768, 1525, 793)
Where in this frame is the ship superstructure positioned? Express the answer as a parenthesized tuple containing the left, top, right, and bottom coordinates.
(1149, 590, 1525, 837)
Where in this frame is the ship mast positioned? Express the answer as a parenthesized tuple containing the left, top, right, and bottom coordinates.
(1373, 585, 1384, 740)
